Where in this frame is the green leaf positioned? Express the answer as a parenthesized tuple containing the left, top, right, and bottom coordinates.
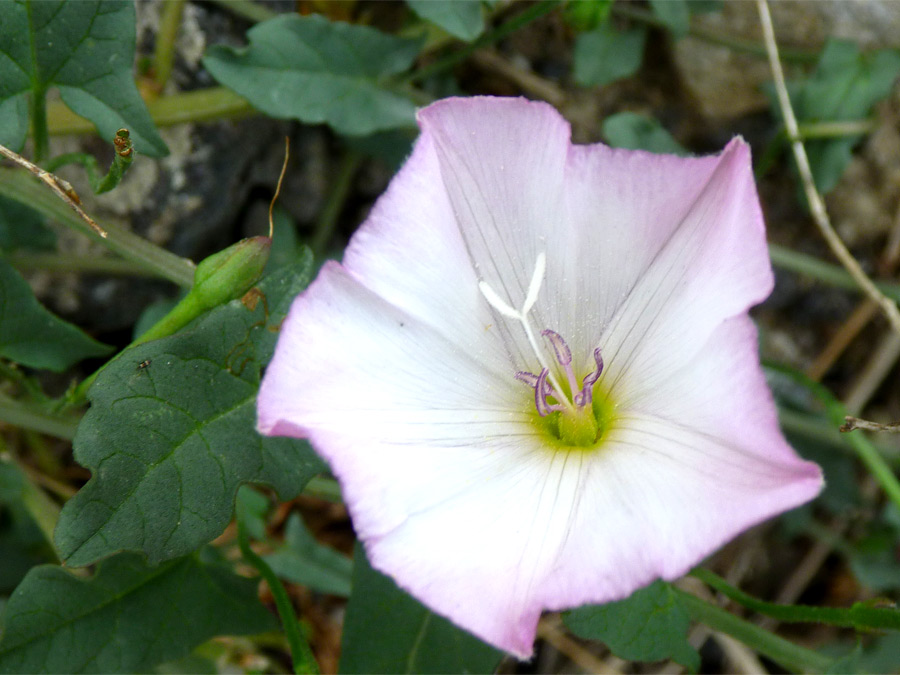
(407, 1, 485, 41)
(54, 258, 326, 567)
(564, 581, 700, 671)
(602, 112, 688, 155)
(0, 258, 112, 371)
(563, 0, 614, 31)
(264, 513, 353, 597)
(203, 14, 421, 136)
(574, 22, 646, 87)
(787, 40, 900, 193)
(0, 0, 167, 156)
(649, 0, 690, 39)
(340, 545, 503, 674)
(0, 552, 276, 673)
(0, 196, 55, 252)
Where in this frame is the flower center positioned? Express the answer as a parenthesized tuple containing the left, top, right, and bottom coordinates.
(477, 253, 607, 448)
(514, 331, 604, 446)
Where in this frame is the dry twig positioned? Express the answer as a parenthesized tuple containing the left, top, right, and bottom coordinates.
(756, 0, 900, 336)
(0, 143, 108, 238)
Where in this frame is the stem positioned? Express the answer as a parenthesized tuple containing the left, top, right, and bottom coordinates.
(0, 455, 61, 556)
(237, 519, 319, 674)
(303, 475, 342, 503)
(768, 242, 900, 304)
(47, 87, 254, 136)
(8, 252, 159, 276)
(29, 86, 49, 163)
(154, 0, 186, 90)
(766, 363, 900, 513)
(406, 0, 561, 84)
(692, 568, 900, 631)
(208, 0, 278, 24)
(0, 395, 79, 440)
(25, 0, 49, 162)
(310, 151, 363, 256)
(674, 588, 833, 673)
(757, 0, 900, 337)
(797, 119, 878, 140)
(0, 168, 195, 287)
(610, 4, 818, 64)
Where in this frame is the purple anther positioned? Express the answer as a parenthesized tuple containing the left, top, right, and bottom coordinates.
(541, 329, 572, 365)
(542, 329, 580, 397)
(515, 371, 540, 389)
(577, 347, 604, 406)
(534, 368, 553, 417)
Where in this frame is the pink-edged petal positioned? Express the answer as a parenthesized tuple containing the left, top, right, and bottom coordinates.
(341, 129, 510, 370)
(417, 97, 580, 367)
(581, 139, 773, 390)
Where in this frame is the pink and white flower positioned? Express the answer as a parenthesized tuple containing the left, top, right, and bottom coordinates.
(257, 97, 823, 658)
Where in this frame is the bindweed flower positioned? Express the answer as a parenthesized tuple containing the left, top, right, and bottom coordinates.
(257, 97, 823, 658)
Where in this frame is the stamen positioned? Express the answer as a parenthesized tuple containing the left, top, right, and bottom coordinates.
(542, 330, 579, 398)
(576, 348, 604, 406)
(477, 253, 573, 411)
(515, 371, 540, 388)
(534, 369, 554, 416)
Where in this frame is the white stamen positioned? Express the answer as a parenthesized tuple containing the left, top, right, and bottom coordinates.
(522, 251, 546, 315)
(478, 281, 521, 319)
(477, 253, 574, 411)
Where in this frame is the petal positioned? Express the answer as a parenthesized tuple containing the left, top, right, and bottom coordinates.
(341, 126, 510, 371)
(257, 261, 532, 533)
(418, 97, 580, 369)
(570, 139, 773, 389)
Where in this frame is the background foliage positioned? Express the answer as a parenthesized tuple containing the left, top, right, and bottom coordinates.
(1, 0, 900, 673)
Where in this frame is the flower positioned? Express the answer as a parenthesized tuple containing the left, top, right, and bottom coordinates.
(257, 97, 823, 658)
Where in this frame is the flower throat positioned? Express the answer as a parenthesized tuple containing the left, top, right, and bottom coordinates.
(478, 253, 607, 448)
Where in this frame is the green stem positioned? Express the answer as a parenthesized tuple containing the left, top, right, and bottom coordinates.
(0, 168, 195, 287)
(766, 363, 900, 513)
(303, 475, 342, 503)
(692, 568, 900, 631)
(29, 86, 49, 163)
(674, 588, 833, 673)
(25, 0, 49, 162)
(0, 455, 61, 556)
(311, 151, 363, 256)
(237, 519, 319, 675)
(154, 0, 186, 89)
(208, 0, 278, 24)
(406, 0, 561, 84)
(768, 242, 900, 303)
(47, 87, 254, 136)
(7, 252, 159, 276)
(610, 5, 818, 64)
(797, 119, 879, 140)
(0, 395, 78, 440)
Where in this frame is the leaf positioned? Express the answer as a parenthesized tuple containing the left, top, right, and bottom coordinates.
(54, 258, 326, 567)
(407, 1, 485, 42)
(574, 22, 646, 88)
(785, 39, 900, 193)
(0, 258, 112, 371)
(0, 552, 276, 673)
(340, 545, 503, 674)
(564, 581, 700, 672)
(563, 0, 614, 31)
(602, 112, 688, 155)
(0, 0, 167, 156)
(0, 196, 55, 252)
(649, 0, 690, 39)
(203, 14, 422, 136)
(264, 513, 353, 597)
